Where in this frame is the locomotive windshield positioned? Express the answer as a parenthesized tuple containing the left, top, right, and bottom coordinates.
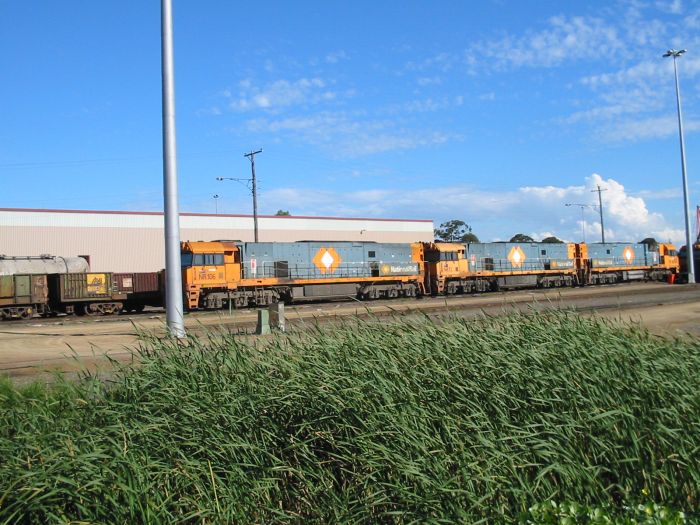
(181, 253, 224, 267)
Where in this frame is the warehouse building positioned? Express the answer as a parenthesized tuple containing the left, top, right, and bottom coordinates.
(0, 208, 434, 272)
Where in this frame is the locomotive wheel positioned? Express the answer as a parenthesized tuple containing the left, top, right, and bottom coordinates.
(19, 308, 33, 320)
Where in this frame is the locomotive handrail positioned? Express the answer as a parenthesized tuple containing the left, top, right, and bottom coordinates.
(244, 260, 416, 280)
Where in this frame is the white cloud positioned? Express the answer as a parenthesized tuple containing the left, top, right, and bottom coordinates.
(416, 76, 442, 86)
(195, 106, 222, 117)
(245, 112, 456, 157)
(475, 16, 624, 70)
(325, 50, 348, 64)
(635, 188, 682, 200)
(598, 115, 700, 142)
(656, 0, 683, 14)
(401, 96, 464, 113)
(225, 77, 335, 112)
(260, 174, 685, 244)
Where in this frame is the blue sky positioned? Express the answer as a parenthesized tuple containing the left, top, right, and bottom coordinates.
(1, 0, 699, 244)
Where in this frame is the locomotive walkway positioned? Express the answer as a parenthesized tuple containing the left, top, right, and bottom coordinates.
(1, 282, 699, 381)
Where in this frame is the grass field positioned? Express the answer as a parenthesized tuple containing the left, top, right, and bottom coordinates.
(1, 310, 698, 524)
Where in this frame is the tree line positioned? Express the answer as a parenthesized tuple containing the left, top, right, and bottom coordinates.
(434, 219, 660, 246)
(433, 220, 563, 244)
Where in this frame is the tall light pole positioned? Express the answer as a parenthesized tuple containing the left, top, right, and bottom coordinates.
(565, 203, 597, 243)
(663, 48, 695, 283)
(213, 194, 219, 214)
(160, 0, 185, 338)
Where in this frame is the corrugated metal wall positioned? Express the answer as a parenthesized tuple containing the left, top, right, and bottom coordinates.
(0, 210, 433, 272)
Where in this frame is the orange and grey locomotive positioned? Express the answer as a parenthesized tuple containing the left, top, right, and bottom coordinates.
(180, 240, 424, 310)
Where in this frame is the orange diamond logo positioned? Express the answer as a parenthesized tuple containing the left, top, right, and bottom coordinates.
(313, 247, 342, 274)
(508, 246, 526, 268)
(623, 246, 635, 264)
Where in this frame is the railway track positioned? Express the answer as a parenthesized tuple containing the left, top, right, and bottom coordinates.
(2, 282, 699, 380)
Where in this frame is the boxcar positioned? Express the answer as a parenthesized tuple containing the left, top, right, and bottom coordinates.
(113, 272, 163, 312)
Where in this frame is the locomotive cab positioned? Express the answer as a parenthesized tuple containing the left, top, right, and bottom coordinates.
(424, 243, 469, 294)
(181, 241, 242, 310)
(656, 243, 679, 272)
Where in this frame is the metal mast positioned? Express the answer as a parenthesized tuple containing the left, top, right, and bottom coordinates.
(160, 0, 185, 337)
(591, 185, 607, 243)
(663, 49, 695, 283)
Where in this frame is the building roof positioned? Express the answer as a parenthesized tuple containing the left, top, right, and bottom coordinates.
(0, 207, 433, 223)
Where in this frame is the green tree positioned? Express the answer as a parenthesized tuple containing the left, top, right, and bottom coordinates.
(542, 236, 564, 243)
(434, 220, 479, 243)
(509, 233, 535, 243)
(275, 210, 291, 216)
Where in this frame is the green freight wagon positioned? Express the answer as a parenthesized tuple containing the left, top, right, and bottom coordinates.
(0, 274, 49, 319)
(47, 273, 123, 316)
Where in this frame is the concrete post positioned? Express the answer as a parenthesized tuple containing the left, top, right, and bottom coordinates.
(269, 302, 286, 332)
(256, 309, 270, 335)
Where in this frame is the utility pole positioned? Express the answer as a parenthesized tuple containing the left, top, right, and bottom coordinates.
(160, 0, 185, 338)
(216, 149, 262, 242)
(591, 185, 607, 243)
(244, 149, 263, 242)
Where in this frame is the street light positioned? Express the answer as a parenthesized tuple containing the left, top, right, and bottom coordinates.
(565, 203, 599, 243)
(217, 175, 257, 240)
(663, 48, 695, 283)
(160, 0, 185, 338)
(217, 148, 262, 242)
(213, 194, 220, 214)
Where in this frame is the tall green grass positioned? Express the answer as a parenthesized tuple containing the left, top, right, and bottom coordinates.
(1, 311, 698, 524)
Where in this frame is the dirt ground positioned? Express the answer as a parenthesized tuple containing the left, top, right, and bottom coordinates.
(1, 282, 698, 380)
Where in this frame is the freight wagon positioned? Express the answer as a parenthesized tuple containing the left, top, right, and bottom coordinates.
(47, 273, 123, 315)
(0, 274, 49, 319)
(1, 272, 128, 319)
(0, 255, 89, 276)
(113, 272, 163, 312)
